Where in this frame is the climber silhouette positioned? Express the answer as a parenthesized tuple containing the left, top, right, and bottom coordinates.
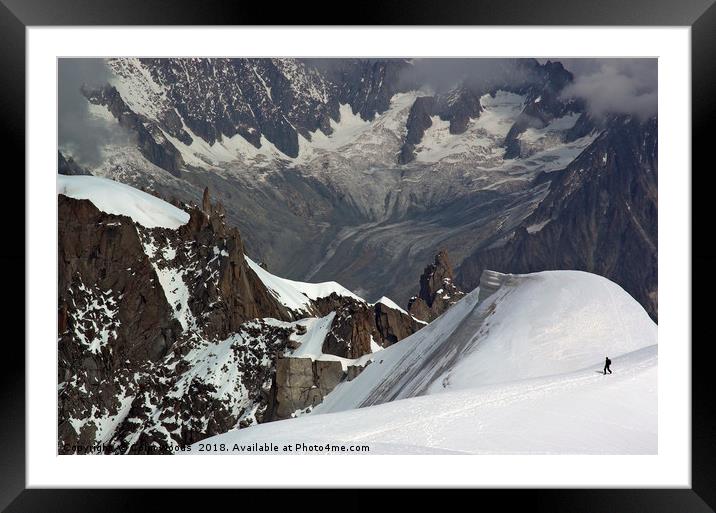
(603, 356, 612, 375)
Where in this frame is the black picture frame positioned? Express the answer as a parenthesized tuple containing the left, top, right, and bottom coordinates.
(2, 0, 713, 510)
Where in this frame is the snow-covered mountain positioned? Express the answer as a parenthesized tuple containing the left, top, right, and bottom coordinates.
(57, 57, 659, 456)
(59, 58, 659, 320)
(458, 116, 658, 320)
(57, 175, 423, 454)
(192, 269, 657, 455)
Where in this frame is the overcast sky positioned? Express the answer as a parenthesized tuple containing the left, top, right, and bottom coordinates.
(553, 58, 657, 119)
(58, 58, 135, 165)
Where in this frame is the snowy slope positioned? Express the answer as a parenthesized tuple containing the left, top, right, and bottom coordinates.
(57, 174, 190, 229)
(97, 65, 593, 176)
(191, 271, 657, 454)
(245, 255, 364, 313)
(285, 313, 378, 371)
(373, 296, 410, 316)
(190, 346, 656, 454)
(319, 270, 656, 411)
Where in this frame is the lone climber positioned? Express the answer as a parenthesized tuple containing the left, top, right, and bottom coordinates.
(603, 356, 612, 375)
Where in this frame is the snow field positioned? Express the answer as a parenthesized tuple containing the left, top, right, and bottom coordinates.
(191, 270, 657, 454)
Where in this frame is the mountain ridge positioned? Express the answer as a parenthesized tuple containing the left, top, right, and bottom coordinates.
(57, 175, 423, 453)
(61, 57, 657, 319)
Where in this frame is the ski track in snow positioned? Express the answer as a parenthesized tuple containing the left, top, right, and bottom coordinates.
(188, 346, 656, 455)
(190, 271, 658, 455)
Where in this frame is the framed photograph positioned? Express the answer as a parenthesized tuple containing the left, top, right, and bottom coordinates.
(3, 0, 713, 510)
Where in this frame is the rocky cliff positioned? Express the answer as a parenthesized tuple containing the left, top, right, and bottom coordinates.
(101, 58, 412, 162)
(67, 58, 616, 313)
(313, 294, 424, 359)
(398, 60, 577, 163)
(57, 189, 296, 453)
(408, 250, 466, 322)
(58, 179, 422, 453)
(458, 116, 658, 321)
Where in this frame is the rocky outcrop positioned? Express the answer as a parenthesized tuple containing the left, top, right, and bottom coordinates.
(86, 58, 414, 170)
(435, 86, 483, 135)
(58, 185, 425, 453)
(315, 295, 378, 358)
(399, 60, 579, 164)
(57, 189, 299, 454)
(57, 194, 182, 452)
(129, 58, 346, 158)
(503, 61, 577, 159)
(58, 195, 180, 369)
(137, 189, 292, 341)
(127, 318, 296, 452)
(458, 116, 658, 321)
(266, 292, 425, 419)
(308, 58, 411, 122)
(95, 57, 588, 167)
(271, 358, 345, 420)
(398, 96, 436, 164)
(398, 90, 484, 164)
(408, 251, 466, 322)
(313, 294, 423, 359)
(374, 301, 423, 345)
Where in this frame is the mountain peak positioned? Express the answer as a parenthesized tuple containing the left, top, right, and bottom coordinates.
(408, 250, 465, 322)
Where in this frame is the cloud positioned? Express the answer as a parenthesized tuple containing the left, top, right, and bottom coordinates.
(558, 59, 657, 119)
(399, 58, 538, 94)
(58, 58, 135, 166)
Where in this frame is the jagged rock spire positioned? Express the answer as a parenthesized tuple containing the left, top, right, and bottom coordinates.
(202, 186, 211, 214)
(408, 250, 465, 322)
(418, 250, 455, 307)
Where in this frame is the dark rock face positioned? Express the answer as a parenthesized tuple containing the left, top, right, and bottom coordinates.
(135, 58, 348, 157)
(398, 90, 484, 164)
(90, 58, 588, 172)
(58, 195, 180, 368)
(58, 186, 424, 453)
(398, 59, 581, 164)
(314, 294, 423, 359)
(436, 86, 483, 135)
(81, 84, 185, 176)
(58, 152, 92, 175)
(398, 96, 436, 164)
(308, 58, 412, 121)
(137, 189, 292, 341)
(565, 111, 599, 143)
(271, 357, 345, 420)
(129, 318, 297, 452)
(408, 250, 466, 322)
(503, 62, 578, 159)
(57, 190, 298, 454)
(58, 195, 182, 452)
(458, 117, 658, 321)
(374, 302, 423, 346)
(317, 296, 378, 359)
(266, 292, 425, 419)
(346, 362, 369, 382)
(96, 57, 587, 171)
(90, 58, 414, 172)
